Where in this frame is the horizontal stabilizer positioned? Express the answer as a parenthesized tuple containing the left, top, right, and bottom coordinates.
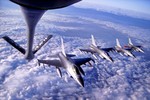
(33, 35, 52, 54)
(73, 58, 95, 67)
(2, 36, 25, 54)
(47, 53, 76, 58)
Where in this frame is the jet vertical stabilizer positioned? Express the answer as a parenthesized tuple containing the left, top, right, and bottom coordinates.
(116, 38, 121, 48)
(91, 35, 96, 46)
(61, 37, 66, 57)
(128, 38, 133, 45)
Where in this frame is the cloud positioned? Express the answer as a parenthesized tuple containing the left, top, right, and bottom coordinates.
(78, 17, 150, 49)
(0, 9, 150, 100)
(74, 1, 150, 20)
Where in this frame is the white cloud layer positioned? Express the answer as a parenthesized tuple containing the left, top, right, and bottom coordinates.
(0, 9, 150, 100)
(74, 2, 150, 20)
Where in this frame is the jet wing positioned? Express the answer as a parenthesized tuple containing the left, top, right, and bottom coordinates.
(136, 45, 142, 48)
(102, 48, 115, 52)
(43, 53, 76, 58)
(80, 48, 96, 54)
(72, 57, 95, 76)
(97, 46, 115, 52)
(124, 48, 133, 52)
(66, 53, 76, 57)
(38, 59, 61, 67)
(73, 58, 95, 67)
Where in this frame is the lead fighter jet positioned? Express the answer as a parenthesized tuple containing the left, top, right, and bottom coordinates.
(1, 0, 81, 60)
(38, 38, 94, 87)
(80, 35, 113, 62)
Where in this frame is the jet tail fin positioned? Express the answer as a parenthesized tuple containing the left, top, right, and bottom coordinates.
(116, 38, 121, 48)
(128, 38, 133, 45)
(61, 37, 66, 56)
(2, 36, 25, 54)
(91, 34, 97, 46)
(33, 35, 52, 54)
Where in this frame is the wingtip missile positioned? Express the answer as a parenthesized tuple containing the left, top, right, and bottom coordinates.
(56, 67, 62, 78)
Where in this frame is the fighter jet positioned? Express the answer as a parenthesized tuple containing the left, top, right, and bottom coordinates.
(1, 0, 81, 60)
(80, 35, 113, 62)
(124, 38, 144, 53)
(112, 39, 135, 58)
(37, 37, 94, 87)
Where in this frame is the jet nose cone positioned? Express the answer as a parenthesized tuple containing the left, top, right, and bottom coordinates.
(108, 57, 114, 62)
(133, 55, 136, 58)
(140, 49, 144, 53)
(77, 76, 84, 87)
(130, 53, 135, 58)
(110, 59, 114, 62)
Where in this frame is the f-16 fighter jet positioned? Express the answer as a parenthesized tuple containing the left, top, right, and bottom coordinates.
(1, 0, 81, 60)
(80, 35, 113, 62)
(38, 38, 94, 87)
(112, 39, 135, 58)
(124, 38, 144, 53)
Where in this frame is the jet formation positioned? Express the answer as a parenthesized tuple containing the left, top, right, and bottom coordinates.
(0, 0, 144, 87)
(1, 34, 144, 87)
(80, 35, 114, 62)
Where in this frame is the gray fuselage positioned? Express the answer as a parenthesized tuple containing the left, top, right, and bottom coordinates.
(115, 46, 135, 57)
(58, 52, 84, 87)
(90, 45, 113, 62)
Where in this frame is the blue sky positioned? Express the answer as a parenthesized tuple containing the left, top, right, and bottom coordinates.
(76, 0, 150, 14)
